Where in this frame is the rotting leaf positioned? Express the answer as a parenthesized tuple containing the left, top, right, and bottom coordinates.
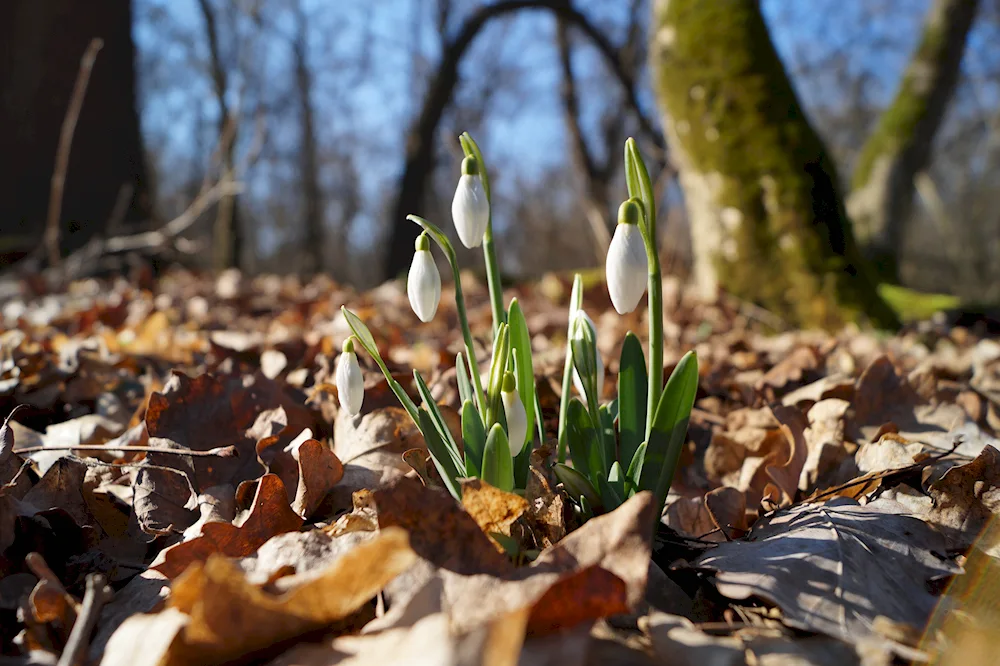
(152, 474, 303, 578)
(694, 497, 962, 649)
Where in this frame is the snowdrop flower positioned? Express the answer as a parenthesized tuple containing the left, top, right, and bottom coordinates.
(500, 371, 527, 456)
(606, 199, 648, 315)
(407, 233, 441, 322)
(337, 337, 364, 416)
(571, 309, 603, 400)
(451, 156, 490, 248)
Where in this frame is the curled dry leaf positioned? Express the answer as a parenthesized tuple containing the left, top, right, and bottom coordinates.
(695, 497, 961, 650)
(924, 445, 1000, 555)
(104, 528, 415, 666)
(851, 356, 993, 456)
(289, 438, 344, 519)
(763, 405, 809, 506)
(152, 474, 303, 578)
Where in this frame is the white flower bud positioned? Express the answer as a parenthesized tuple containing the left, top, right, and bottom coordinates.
(571, 309, 603, 400)
(501, 371, 527, 456)
(451, 156, 490, 249)
(407, 234, 441, 322)
(606, 200, 648, 315)
(336, 338, 364, 416)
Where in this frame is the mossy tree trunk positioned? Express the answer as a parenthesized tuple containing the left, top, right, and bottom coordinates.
(847, 0, 980, 283)
(650, 0, 899, 330)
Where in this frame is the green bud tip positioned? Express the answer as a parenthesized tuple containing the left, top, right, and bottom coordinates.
(502, 371, 516, 393)
(342, 336, 355, 354)
(460, 155, 480, 177)
(618, 198, 641, 226)
(414, 232, 430, 252)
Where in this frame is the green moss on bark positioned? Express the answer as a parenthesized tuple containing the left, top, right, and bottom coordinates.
(651, 0, 898, 330)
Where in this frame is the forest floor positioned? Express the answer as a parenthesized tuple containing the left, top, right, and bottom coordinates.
(1, 268, 998, 665)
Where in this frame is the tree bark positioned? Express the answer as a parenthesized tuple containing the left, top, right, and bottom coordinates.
(847, 0, 980, 283)
(384, 0, 662, 279)
(0, 0, 151, 266)
(650, 0, 898, 329)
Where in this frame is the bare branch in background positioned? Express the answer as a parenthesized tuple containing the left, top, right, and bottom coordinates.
(556, 20, 610, 257)
(385, 0, 666, 279)
(44, 38, 104, 269)
(196, 0, 244, 271)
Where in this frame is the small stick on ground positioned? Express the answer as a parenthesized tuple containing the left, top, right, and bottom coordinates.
(57, 573, 114, 666)
(12, 443, 238, 458)
(44, 38, 104, 269)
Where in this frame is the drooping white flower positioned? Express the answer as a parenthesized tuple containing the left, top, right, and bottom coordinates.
(407, 233, 441, 322)
(336, 337, 364, 416)
(501, 371, 527, 456)
(606, 199, 648, 315)
(451, 156, 490, 249)
(571, 309, 604, 400)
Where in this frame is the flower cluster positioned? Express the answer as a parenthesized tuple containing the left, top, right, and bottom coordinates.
(338, 134, 698, 524)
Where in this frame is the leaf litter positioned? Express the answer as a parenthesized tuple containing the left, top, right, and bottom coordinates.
(0, 270, 998, 663)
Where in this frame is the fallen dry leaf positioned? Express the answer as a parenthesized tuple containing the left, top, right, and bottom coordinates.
(695, 497, 961, 649)
(104, 527, 416, 666)
(151, 473, 304, 578)
(460, 478, 529, 550)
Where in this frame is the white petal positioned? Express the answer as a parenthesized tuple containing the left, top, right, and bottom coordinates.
(606, 223, 648, 314)
(501, 390, 528, 456)
(570, 309, 604, 399)
(407, 250, 441, 322)
(451, 174, 490, 249)
(336, 351, 364, 416)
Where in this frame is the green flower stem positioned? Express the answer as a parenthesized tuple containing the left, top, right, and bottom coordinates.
(557, 274, 584, 464)
(408, 214, 488, 419)
(459, 132, 506, 336)
(644, 237, 663, 440)
(625, 138, 663, 440)
(556, 343, 575, 464)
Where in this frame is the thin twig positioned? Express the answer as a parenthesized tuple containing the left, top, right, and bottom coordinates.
(13, 444, 237, 457)
(57, 574, 114, 666)
(45, 38, 104, 269)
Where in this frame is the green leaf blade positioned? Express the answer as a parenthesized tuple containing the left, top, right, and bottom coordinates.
(482, 423, 514, 492)
(552, 463, 600, 509)
(640, 351, 699, 516)
(565, 398, 605, 488)
(418, 408, 463, 500)
(617, 332, 648, 473)
(461, 399, 486, 477)
(413, 370, 465, 474)
(507, 299, 536, 446)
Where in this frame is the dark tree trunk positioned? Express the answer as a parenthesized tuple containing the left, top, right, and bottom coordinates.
(0, 0, 151, 267)
(292, 1, 323, 276)
(384, 0, 661, 280)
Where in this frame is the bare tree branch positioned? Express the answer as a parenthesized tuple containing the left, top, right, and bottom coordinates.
(44, 38, 104, 269)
